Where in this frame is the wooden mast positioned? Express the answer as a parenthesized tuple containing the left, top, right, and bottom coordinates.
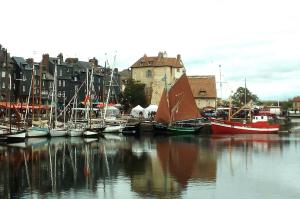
(39, 63, 43, 120)
(31, 63, 35, 122)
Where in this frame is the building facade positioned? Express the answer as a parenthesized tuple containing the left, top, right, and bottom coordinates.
(0, 44, 121, 109)
(130, 52, 184, 105)
(292, 96, 300, 110)
(188, 76, 217, 110)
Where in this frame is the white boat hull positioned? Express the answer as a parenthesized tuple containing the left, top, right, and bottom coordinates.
(83, 130, 99, 138)
(103, 125, 124, 133)
(27, 128, 49, 137)
(6, 132, 27, 143)
(68, 129, 84, 137)
(50, 128, 67, 137)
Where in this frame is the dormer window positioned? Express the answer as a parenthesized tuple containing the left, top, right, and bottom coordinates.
(148, 61, 153, 65)
(199, 91, 206, 97)
(140, 62, 145, 66)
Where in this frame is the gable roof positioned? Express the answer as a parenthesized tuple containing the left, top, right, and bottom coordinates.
(131, 53, 184, 68)
(292, 96, 300, 102)
(188, 76, 217, 98)
(12, 57, 27, 68)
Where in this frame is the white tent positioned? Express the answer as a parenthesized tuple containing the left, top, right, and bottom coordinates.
(104, 106, 120, 117)
(130, 105, 145, 118)
(144, 104, 158, 118)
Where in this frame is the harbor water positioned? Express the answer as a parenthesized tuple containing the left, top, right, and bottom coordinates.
(1, 124, 300, 199)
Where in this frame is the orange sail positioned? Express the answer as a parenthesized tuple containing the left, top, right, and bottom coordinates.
(155, 74, 200, 125)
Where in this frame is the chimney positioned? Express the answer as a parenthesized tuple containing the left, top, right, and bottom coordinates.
(42, 54, 50, 72)
(57, 53, 63, 65)
(177, 54, 181, 61)
(26, 58, 34, 65)
(158, 51, 163, 58)
(89, 57, 98, 67)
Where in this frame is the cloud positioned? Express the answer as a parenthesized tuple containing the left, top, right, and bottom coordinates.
(1, 0, 300, 101)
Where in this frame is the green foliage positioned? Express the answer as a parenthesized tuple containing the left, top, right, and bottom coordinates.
(231, 87, 260, 107)
(119, 79, 147, 113)
(281, 100, 293, 110)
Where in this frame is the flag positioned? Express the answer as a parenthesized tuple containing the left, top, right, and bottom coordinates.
(83, 95, 90, 105)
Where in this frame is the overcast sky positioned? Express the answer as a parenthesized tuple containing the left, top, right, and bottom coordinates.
(1, 0, 300, 101)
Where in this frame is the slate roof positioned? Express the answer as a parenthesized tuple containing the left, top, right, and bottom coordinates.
(131, 53, 184, 68)
(12, 57, 27, 68)
(188, 76, 217, 98)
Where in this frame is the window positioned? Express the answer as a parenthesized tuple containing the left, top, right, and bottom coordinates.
(63, 80, 65, 87)
(140, 62, 145, 66)
(23, 85, 25, 92)
(42, 73, 46, 79)
(199, 91, 207, 97)
(146, 70, 152, 78)
(1, 71, 5, 78)
(59, 69, 62, 76)
(42, 81, 45, 87)
(2, 82, 5, 89)
(58, 80, 62, 87)
(74, 76, 78, 82)
(148, 61, 153, 65)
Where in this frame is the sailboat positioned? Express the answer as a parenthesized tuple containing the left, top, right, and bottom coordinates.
(154, 73, 202, 135)
(68, 85, 84, 137)
(101, 58, 125, 134)
(82, 68, 102, 138)
(49, 63, 67, 137)
(26, 63, 49, 137)
(5, 75, 27, 143)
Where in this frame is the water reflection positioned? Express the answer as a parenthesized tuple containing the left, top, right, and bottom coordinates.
(0, 131, 300, 199)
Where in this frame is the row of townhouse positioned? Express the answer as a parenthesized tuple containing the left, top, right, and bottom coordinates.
(0, 45, 121, 108)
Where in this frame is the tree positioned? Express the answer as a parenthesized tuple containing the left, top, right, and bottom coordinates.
(231, 87, 260, 107)
(119, 79, 147, 113)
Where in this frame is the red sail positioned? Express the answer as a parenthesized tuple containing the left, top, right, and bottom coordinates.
(155, 74, 200, 124)
(155, 88, 171, 124)
(168, 74, 200, 122)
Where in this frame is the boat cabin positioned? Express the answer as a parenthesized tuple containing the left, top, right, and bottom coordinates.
(252, 115, 270, 123)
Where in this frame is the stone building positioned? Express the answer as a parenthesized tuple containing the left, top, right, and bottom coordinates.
(0, 46, 13, 102)
(188, 76, 217, 109)
(292, 96, 300, 110)
(130, 52, 184, 105)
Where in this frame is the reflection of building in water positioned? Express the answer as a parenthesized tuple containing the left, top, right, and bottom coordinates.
(130, 137, 217, 197)
(131, 152, 182, 197)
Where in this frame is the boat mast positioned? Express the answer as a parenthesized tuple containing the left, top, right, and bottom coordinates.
(32, 63, 35, 122)
(104, 54, 116, 120)
(39, 63, 43, 120)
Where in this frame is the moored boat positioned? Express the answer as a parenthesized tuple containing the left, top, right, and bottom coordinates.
(154, 74, 203, 135)
(211, 101, 280, 134)
(121, 122, 140, 136)
(27, 126, 49, 137)
(6, 130, 27, 143)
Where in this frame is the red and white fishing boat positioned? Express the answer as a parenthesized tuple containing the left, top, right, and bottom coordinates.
(211, 101, 280, 134)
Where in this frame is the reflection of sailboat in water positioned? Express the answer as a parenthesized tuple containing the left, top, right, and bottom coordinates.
(157, 137, 198, 187)
(154, 74, 202, 135)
